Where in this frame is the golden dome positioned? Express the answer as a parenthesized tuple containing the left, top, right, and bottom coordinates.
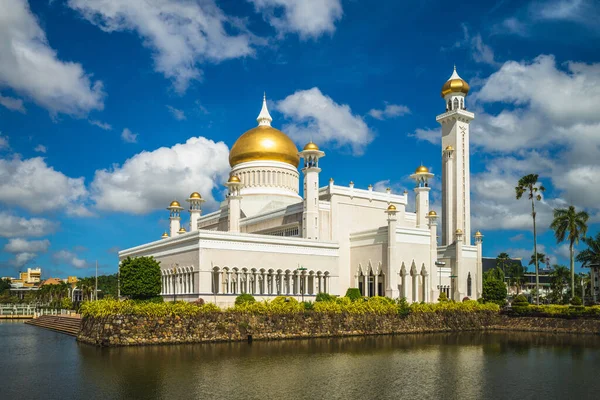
(178, 227, 186, 233)
(387, 204, 397, 212)
(415, 165, 429, 174)
(428, 210, 437, 216)
(456, 228, 463, 234)
(161, 232, 169, 239)
(189, 192, 202, 199)
(303, 141, 320, 151)
(475, 230, 483, 237)
(169, 200, 181, 208)
(229, 125, 299, 167)
(445, 145, 454, 151)
(441, 67, 470, 97)
(228, 175, 241, 183)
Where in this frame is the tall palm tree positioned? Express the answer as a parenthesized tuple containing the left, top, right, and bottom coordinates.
(550, 205, 589, 299)
(576, 232, 600, 268)
(516, 174, 545, 304)
(508, 262, 527, 294)
(529, 253, 548, 268)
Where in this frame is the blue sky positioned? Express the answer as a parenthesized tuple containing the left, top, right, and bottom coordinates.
(1, 0, 599, 279)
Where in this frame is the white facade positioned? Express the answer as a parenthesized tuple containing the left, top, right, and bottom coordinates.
(119, 69, 483, 306)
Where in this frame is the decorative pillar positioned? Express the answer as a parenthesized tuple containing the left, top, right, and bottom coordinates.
(421, 264, 429, 303)
(427, 210, 439, 303)
(186, 192, 205, 232)
(409, 166, 434, 229)
(442, 146, 454, 245)
(475, 230, 484, 299)
(225, 176, 243, 233)
(385, 204, 399, 298)
(454, 229, 465, 301)
(167, 201, 184, 237)
(411, 262, 418, 303)
(299, 142, 325, 240)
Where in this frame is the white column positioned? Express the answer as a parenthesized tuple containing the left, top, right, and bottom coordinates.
(386, 207, 399, 298)
(414, 187, 431, 229)
(443, 149, 454, 245)
(374, 273, 379, 297)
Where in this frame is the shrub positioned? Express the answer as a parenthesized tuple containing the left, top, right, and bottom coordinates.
(512, 294, 529, 306)
(192, 298, 205, 305)
(438, 292, 449, 302)
(462, 297, 471, 302)
(302, 301, 314, 310)
(235, 293, 256, 306)
(570, 296, 583, 306)
(396, 297, 411, 317)
(482, 279, 507, 306)
(345, 288, 362, 302)
(316, 292, 336, 302)
(119, 256, 162, 300)
(80, 299, 219, 318)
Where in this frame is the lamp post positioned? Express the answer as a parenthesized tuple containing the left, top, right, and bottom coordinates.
(296, 265, 307, 302)
(435, 261, 446, 300)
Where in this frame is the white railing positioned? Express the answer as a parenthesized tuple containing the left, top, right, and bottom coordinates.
(0, 306, 72, 317)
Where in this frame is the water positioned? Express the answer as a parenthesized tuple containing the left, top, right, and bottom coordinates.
(2, 320, 600, 400)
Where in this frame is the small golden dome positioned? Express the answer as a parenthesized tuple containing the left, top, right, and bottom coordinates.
(169, 200, 181, 208)
(475, 230, 483, 237)
(415, 165, 429, 174)
(161, 232, 169, 238)
(228, 175, 241, 183)
(456, 228, 463, 234)
(428, 210, 437, 216)
(178, 227, 186, 233)
(189, 192, 202, 199)
(387, 204, 397, 212)
(441, 67, 470, 97)
(303, 141, 320, 151)
(229, 125, 300, 167)
(445, 145, 454, 151)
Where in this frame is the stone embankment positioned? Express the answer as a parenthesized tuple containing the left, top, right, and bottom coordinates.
(26, 315, 81, 336)
(77, 311, 600, 347)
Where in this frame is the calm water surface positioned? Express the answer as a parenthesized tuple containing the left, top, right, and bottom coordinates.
(2, 320, 600, 400)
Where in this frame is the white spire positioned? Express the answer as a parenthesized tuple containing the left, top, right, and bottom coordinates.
(448, 65, 461, 81)
(257, 92, 272, 126)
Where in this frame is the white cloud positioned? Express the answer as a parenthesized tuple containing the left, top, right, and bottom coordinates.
(0, 0, 105, 117)
(89, 119, 112, 130)
(11, 252, 36, 267)
(166, 105, 186, 121)
(53, 250, 87, 269)
(493, 17, 528, 36)
(276, 87, 373, 155)
(0, 93, 26, 113)
(532, 0, 599, 26)
(0, 212, 57, 238)
(0, 135, 8, 150)
(4, 238, 50, 253)
(368, 103, 410, 120)
(0, 156, 89, 214)
(121, 128, 138, 144)
(91, 136, 230, 214)
(449, 24, 499, 66)
(409, 128, 439, 145)
(67, 0, 255, 93)
(34, 144, 46, 153)
(249, 0, 343, 39)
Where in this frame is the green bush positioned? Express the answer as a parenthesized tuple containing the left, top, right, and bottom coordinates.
(235, 293, 256, 305)
(482, 279, 507, 306)
(80, 299, 220, 318)
(570, 296, 583, 306)
(396, 297, 410, 317)
(345, 288, 362, 302)
(302, 301, 314, 310)
(462, 297, 471, 302)
(438, 292, 449, 302)
(119, 256, 162, 300)
(315, 292, 336, 302)
(512, 294, 529, 306)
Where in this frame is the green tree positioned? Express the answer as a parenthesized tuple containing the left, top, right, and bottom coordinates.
(516, 174, 545, 304)
(529, 252, 547, 268)
(576, 232, 600, 280)
(119, 256, 162, 300)
(0, 278, 11, 295)
(483, 266, 505, 283)
(549, 265, 570, 304)
(496, 253, 511, 276)
(550, 205, 589, 299)
(507, 262, 527, 294)
(482, 279, 507, 306)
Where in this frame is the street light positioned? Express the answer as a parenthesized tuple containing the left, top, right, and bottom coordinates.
(435, 261, 446, 299)
(296, 265, 307, 302)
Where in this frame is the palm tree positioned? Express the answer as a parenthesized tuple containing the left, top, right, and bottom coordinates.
(529, 253, 548, 268)
(508, 262, 527, 294)
(549, 265, 570, 304)
(516, 174, 545, 304)
(550, 205, 589, 299)
(576, 232, 600, 268)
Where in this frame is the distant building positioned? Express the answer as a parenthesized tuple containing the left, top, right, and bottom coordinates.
(587, 264, 599, 303)
(3, 268, 42, 287)
(482, 257, 551, 296)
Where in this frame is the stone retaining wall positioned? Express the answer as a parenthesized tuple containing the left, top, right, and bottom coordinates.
(78, 311, 600, 347)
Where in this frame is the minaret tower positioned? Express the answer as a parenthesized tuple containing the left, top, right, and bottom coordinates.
(437, 66, 475, 245)
(186, 192, 205, 232)
(167, 200, 184, 237)
(225, 175, 243, 233)
(409, 166, 434, 229)
(299, 141, 325, 240)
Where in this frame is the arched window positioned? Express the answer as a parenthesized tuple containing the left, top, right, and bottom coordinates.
(447, 100, 451, 111)
(467, 272, 472, 297)
(453, 98, 459, 110)
(460, 98, 464, 110)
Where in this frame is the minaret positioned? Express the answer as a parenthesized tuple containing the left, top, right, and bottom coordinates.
(409, 166, 433, 229)
(167, 200, 184, 237)
(299, 141, 325, 240)
(225, 175, 243, 233)
(385, 204, 399, 299)
(186, 192, 205, 232)
(437, 66, 475, 245)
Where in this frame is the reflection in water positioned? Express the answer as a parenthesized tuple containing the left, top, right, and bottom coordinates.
(2, 321, 600, 400)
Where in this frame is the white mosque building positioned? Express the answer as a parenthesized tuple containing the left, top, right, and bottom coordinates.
(119, 68, 483, 305)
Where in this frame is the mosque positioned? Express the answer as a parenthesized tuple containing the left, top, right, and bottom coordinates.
(119, 68, 483, 305)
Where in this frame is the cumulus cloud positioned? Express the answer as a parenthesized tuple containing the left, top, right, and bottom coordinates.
(53, 250, 87, 269)
(0, 0, 105, 117)
(0, 156, 89, 214)
(249, 0, 343, 39)
(166, 105, 186, 121)
(532, 0, 599, 27)
(0, 212, 57, 238)
(0, 135, 8, 150)
(91, 136, 230, 214)
(4, 238, 50, 253)
(409, 128, 440, 145)
(121, 128, 138, 143)
(89, 119, 112, 130)
(67, 0, 255, 93)
(34, 144, 46, 153)
(448, 24, 499, 67)
(0, 93, 26, 113)
(368, 103, 410, 120)
(276, 87, 373, 155)
(11, 252, 36, 267)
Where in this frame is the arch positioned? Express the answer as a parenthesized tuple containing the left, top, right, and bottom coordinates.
(447, 99, 451, 111)
(453, 98, 459, 110)
(460, 98, 464, 110)
(467, 272, 472, 297)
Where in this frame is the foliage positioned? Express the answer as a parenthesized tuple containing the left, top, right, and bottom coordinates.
(512, 294, 529, 306)
(570, 296, 583, 306)
(396, 297, 410, 317)
(483, 267, 505, 283)
(576, 232, 600, 268)
(462, 297, 471, 302)
(233, 296, 304, 314)
(315, 292, 336, 302)
(119, 256, 162, 300)
(411, 300, 500, 313)
(529, 253, 548, 267)
(548, 265, 570, 304)
(61, 297, 73, 310)
(302, 301, 314, 310)
(235, 293, 256, 305)
(511, 304, 600, 318)
(0, 291, 19, 304)
(550, 205, 589, 298)
(79, 299, 220, 318)
(0, 278, 11, 295)
(192, 298, 205, 305)
(345, 288, 362, 302)
(438, 292, 449, 302)
(77, 274, 119, 299)
(482, 278, 507, 306)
